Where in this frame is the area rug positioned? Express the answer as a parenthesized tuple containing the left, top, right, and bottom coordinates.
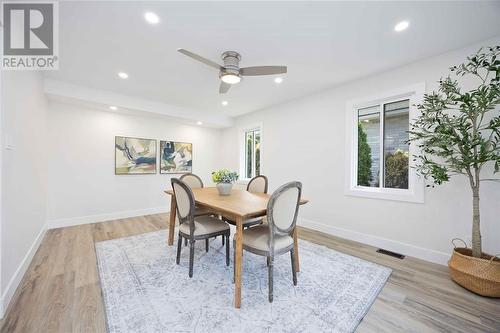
(95, 230, 391, 333)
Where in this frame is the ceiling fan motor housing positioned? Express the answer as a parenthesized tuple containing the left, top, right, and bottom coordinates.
(176, 48, 287, 93)
(220, 51, 241, 78)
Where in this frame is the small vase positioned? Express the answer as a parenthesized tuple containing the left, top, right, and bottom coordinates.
(216, 182, 233, 196)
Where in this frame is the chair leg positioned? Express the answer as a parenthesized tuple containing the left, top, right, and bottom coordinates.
(225, 234, 230, 266)
(189, 240, 195, 278)
(291, 250, 297, 286)
(222, 235, 225, 246)
(184, 238, 188, 247)
(205, 239, 209, 252)
(176, 234, 182, 265)
(268, 257, 274, 303)
(266, 256, 270, 267)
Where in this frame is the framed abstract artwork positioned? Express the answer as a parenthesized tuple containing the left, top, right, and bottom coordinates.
(115, 136, 157, 174)
(160, 140, 193, 174)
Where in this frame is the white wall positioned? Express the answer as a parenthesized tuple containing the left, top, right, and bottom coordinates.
(220, 38, 500, 264)
(1, 39, 498, 320)
(47, 102, 223, 227)
(1, 71, 49, 315)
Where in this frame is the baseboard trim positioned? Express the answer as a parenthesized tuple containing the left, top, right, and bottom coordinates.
(1, 223, 47, 319)
(298, 217, 450, 266)
(47, 206, 169, 229)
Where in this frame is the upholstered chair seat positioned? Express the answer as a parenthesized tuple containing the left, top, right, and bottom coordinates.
(242, 225, 293, 252)
(179, 216, 230, 236)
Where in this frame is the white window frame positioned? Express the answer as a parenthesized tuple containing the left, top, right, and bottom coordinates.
(239, 123, 263, 183)
(345, 83, 425, 203)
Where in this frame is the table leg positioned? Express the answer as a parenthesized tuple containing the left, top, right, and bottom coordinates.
(234, 216, 243, 308)
(167, 195, 177, 246)
(293, 228, 300, 272)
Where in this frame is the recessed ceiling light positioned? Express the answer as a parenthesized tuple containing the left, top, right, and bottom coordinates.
(144, 12, 159, 24)
(274, 77, 283, 84)
(196, 121, 203, 125)
(394, 20, 409, 32)
(109, 106, 118, 111)
(221, 101, 228, 106)
(118, 72, 128, 79)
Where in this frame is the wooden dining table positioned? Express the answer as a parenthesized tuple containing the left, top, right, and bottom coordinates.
(164, 187, 308, 308)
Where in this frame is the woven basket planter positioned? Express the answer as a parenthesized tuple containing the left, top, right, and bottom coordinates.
(448, 239, 500, 297)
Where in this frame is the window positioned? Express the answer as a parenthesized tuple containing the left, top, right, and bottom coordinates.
(383, 100, 410, 189)
(346, 84, 425, 203)
(357, 100, 409, 189)
(244, 128, 261, 179)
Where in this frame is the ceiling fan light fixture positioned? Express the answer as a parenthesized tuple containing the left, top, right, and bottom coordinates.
(221, 73, 241, 84)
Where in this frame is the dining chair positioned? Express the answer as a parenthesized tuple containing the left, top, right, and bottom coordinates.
(235, 181, 302, 302)
(180, 173, 203, 188)
(179, 173, 213, 217)
(172, 178, 230, 278)
(179, 173, 219, 246)
(246, 174, 268, 193)
(224, 175, 268, 229)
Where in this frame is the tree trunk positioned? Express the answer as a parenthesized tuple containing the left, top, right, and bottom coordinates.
(471, 186, 482, 258)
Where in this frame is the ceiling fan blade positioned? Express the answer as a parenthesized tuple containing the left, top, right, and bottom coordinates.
(177, 48, 222, 70)
(240, 66, 287, 76)
(219, 82, 231, 94)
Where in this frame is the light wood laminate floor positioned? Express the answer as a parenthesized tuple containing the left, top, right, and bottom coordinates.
(1, 213, 499, 332)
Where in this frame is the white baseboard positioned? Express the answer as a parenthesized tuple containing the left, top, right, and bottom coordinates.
(298, 217, 449, 266)
(1, 223, 47, 319)
(47, 206, 169, 229)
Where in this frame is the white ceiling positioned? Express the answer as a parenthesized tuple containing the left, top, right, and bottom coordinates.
(46, 1, 500, 119)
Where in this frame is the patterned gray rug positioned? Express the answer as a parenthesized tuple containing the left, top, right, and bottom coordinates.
(96, 230, 391, 333)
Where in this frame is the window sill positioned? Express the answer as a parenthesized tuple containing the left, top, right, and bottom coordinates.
(345, 186, 424, 203)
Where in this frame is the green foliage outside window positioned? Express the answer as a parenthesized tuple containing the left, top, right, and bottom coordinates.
(357, 123, 372, 186)
(385, 150, 409, 189)
(246, 132, 253, 178)
(245, 129, 261, 178)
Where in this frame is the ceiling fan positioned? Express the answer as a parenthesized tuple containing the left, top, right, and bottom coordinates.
(177, 49, 287, 94)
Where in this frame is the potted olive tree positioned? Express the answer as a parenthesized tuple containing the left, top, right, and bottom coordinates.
(409, 46, 500, 297)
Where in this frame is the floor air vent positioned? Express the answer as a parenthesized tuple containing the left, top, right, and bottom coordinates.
(376, 248, 405, 259)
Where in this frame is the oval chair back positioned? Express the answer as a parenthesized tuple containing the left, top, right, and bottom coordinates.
(171, 178, 196, 237)
(247, 175, 268, 194)
(180, 173, 204, 189)
(266, 181, 302, 256)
